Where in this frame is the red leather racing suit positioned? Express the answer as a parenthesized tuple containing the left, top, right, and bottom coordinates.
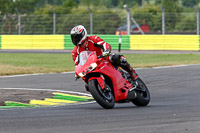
(72, 35, 111, 66)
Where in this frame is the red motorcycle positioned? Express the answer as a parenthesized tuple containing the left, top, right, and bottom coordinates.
(75, 51, 150, 109)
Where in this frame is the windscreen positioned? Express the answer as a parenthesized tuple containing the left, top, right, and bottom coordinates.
(79, 51, 92, 66)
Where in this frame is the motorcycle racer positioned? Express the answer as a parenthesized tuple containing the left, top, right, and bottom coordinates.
(71, 25, 138, 81)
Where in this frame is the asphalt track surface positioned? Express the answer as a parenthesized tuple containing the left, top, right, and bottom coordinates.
(0, 65, 200, 133)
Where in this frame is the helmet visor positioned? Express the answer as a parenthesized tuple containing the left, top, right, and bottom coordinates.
(71, 31, 85, 46)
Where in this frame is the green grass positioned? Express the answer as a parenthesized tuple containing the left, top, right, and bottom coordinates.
(125, 54, 200, 68)
(0, 53, 74, 75)
(0, 53, 200, 76)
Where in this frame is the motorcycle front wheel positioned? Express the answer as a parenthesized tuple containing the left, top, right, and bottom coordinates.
(88, 79, 115, 109)
(131, 78, 150, 106)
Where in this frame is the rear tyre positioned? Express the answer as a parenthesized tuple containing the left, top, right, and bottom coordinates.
(88, 79, 115, 109)
(131, 78, 150, 106)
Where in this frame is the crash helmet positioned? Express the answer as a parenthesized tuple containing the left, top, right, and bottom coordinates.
(70, 25, 87, 46)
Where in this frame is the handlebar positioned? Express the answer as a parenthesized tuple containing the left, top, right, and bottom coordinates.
(97, 55, 104, 59)
(97, 53, 111, 59)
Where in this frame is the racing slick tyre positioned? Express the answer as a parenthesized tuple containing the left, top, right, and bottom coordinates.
(131, 78, 150, 106)
(88, 79, 115, 109)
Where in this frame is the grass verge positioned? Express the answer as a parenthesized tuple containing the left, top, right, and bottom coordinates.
(0, 53, 200, 76)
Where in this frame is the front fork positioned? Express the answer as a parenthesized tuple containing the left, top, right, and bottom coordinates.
(88, 74, 110, 92)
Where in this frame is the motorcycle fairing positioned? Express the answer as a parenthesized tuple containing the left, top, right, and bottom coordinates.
(92, 61, 132, 102)
(76, 51, 134, 102)
(88, 76, 105, 90)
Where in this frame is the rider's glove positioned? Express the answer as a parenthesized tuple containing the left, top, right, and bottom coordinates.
(75, 74, 79, 80)
(102, 49, 111, 57)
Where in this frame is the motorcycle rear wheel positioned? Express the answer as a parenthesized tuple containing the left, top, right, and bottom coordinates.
(88, 79, 115, 109)
(131, 78, 150, 106)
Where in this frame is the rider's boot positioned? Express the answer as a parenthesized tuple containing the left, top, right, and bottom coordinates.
(120, 61, 138, 81)
(109, 54, 138, 81)
(130, 68, 138, 81)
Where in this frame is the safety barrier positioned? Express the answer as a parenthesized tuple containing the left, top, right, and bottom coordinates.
(0, 35, 1, 49)
(130, 35, 199, 51)
(64, 35, 129, 50)
(0, 35, 199, 51)
(1, 35, 64, 49)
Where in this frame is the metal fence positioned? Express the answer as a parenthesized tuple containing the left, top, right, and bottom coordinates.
(0, 11, 199, 35)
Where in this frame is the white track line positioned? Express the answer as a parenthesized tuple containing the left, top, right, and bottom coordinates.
(152, 64, 200, 69)
(1, 87, 92, 97)
(0, 71, 75, 78)
(0, 88, 95, 110)
(136, 64, 200, 70)
(0, 64, 199, 78)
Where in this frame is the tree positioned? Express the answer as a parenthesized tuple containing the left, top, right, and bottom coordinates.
(0, 0, 15, 14)
(34, 0, 77, 14)
(162, 0, 182, 12)
(62, 0, 77, 13)
(0, 0, 40, 14)
(161, 0, 183, 32)
(155, 0, 161, 5)
(117, 0, 141, 8)
(36, 0, 65, 7)
(14, 0, 40, 14)
(182, 0, 199, 7)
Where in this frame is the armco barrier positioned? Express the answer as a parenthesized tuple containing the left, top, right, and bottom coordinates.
(0, 35, 1, 49)
(0, 35, 199, 51)
(130, 35, 199, 51)
(1, 35, 64, 49)
(121, 35, 130, 50)
(64, 35, 129, 50)
(98, 35, 129, 50)
(199, 36, 200, 50)
(64, 35, 74, 49)
(98, 35, 119, 49)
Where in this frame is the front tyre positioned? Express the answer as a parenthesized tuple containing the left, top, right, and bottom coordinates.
(131, 78, 150, 106)
(88, 79, 115, 109)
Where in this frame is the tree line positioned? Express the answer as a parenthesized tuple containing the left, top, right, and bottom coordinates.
(0, 0, 199, 34)
(0, 0, 199, 15)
